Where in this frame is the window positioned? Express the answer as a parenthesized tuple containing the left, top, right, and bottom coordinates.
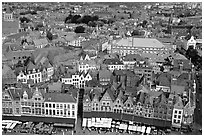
(53, 104, 55, 108)
(179, 111, 181, 114)
(175, 110, 177, 114)
(67, 104, 70, 109)
(72, 111, 75, 117)
(178, 115, 181, 119)
(57, 110, 59, 115)
(46, 109, 48, 115)
(177, 120, 180, 123)
(68, 111, 70, 116)
(72, 105, 75, 109)
(174, 115, 177, 118)
(53, 110, 55, 115)
(56, 104, 59, 108)
(49, 110, 52, 115)
(49, 104, 51, 108)
(60, 104, 63, 109)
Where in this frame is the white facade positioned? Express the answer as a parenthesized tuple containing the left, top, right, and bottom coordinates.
(62, 73, 92, 88)
(44, 102, 77, 119)
(47, 67, 54, 80)
(26, 70, 42, 83)
(17, 70, 42, 84)
(172, 108, 183, 128)
(17, 71, 27, 83)
(78, 63, 97, 73)
(108, 64, 125, 71)
(187, 36, 196, 49)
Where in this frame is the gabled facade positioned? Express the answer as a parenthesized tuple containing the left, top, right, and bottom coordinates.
(182, 99, 195, 129)
(100, 88, 114, 112)
(83, 93, 92, 112)
(123, 95, 134, 114)
(91, 91, 101, 112)
(2, 89, 13, 116)
(113, 90, 124, 113)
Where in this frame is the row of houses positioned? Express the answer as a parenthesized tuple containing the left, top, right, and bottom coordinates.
(83, 81, 195, 130)
(2, 87, 78, 127)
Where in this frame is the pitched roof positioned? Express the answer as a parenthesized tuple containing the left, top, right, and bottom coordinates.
(116, 37, 165, 48)
(5, 7, 13, 14)
(103, 88, 115, 102)
(48, 82, 62, 91)
(27, 61, 37, 71)
(103, 58, 123, 65)
(33, 38, 49, 46)
(123, 54, 143, 61)
(83, 93, 92, 102)
(2, 64, 13, 76)
(44, 93, 76, 103)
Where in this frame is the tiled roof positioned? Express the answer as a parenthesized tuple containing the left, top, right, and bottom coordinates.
(44, 93, 76, 103)
(123, 54, 143, 61)
(99, 69, 112, 79)
(33, 38, 49, 46)
(26, 61, 37, 71)
(103, 58, 123, 65)
(116, 37, 165, 48)
(2, 64, 12, 76)
(48, 82, 62, 91)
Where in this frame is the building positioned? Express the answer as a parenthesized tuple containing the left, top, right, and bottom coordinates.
(17, 61, 42, 84)
(103, 58, 125, 71)
(172, 95, 184, 130)
(98, 68, 112, 86)
(134, 61, 153, 82)
(123, 54, 143, 70)
(44, 93, 77, 120)
(2, 87, 77, 127)
(3, 7, 13, 21)
(61, 71, 92, 88)
(2, 89, 14, 116)
(187, 36, 196, 49)
(111, 37, 169, 56)
(33, 38, 49, 48)
(78, 60, 98, 73)
(2, 64, 17, 88)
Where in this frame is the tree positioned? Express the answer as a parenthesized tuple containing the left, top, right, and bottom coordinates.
(65, 14, 73, 23)
(88, 21, 97, 27)
(131, 30, 140, 36)
(46, 31, 53, 41)
(19, 17, 30, 23)
(74, 26, 85, 33)
(71, 15, 81, 24)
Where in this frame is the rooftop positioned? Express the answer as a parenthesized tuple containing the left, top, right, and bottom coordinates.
(115, 37, 165, 48)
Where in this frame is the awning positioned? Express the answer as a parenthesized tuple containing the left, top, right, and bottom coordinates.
(141, 126, 146, 133)
(119, 124, 124, 130)
(91, 118, 96, 127)
(137, 126, 142, 132)
(128, 125, 133, 131)
(129, 121, 133, 124)
(53, 123, 74, 127)
(146, 127, 151, 134)
(82, 118, 87, 127)
(133, 125, 137, 131)
(87, 119, 92, 127)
